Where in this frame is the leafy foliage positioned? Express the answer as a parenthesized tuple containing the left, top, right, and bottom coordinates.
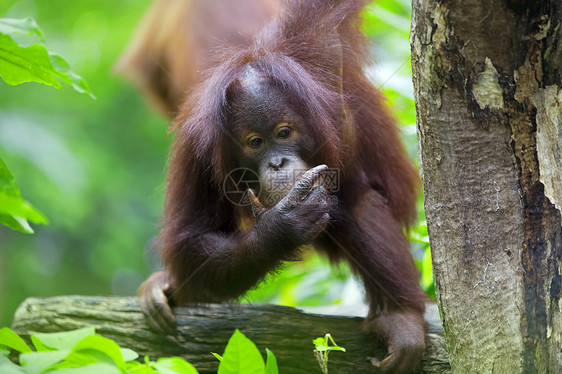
(0, 0, 170, 327)
(312, 334, 346, 374)
(0, 158, 48, 233)
(0, 17, 94, 97)
(0, 16, 96, 234)
(0, 326, 198, 374)
(213, 330, 277, 374)
(0, 32, 60, 88)
(1, 327, 344, 374)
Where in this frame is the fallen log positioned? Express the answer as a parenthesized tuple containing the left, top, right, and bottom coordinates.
(11, 296, 450, 373)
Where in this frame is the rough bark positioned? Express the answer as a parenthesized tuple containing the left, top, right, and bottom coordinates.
(411, 0, 562, 372)
(11, 296, 450, 374)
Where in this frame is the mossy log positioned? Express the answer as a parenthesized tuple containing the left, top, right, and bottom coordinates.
(11, 296, 450, 373)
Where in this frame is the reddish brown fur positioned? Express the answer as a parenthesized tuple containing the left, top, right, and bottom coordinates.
(121, 0, 426, 371)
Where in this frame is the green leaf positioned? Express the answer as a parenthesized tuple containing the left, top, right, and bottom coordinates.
(211, 353, 222, 362)
(153, 357, 199, 374)
(0, 157, 21, 197)
(69, 335, 126, 369)
(1, 157, 22, 197)
(0, 328, 32, 353)
(0, 17, 45, 46)
(31, 326, 95, 351)
(121, 348, 139, 362)
(51, 362, 122, 374)
(218, 330, 265, 374)
(312, 337, 325, 348)
(0, 33, 61, 88)
(19, 350, 70, 372)
(53, 351, 106, 370)
(0, 157, 48, 233)
(0, 17, 95, 97)
(0, 208, 32, 233)
(327, 346, 346, 353)
(127, 360, 157, 374)
(50, 53, 96, 99)
(313, 344, 330, 352)
(313, 334, 346, 353)
(264, 349, 278, 374)
(0, 192, 49, 231)
(30, 336, 52, 353)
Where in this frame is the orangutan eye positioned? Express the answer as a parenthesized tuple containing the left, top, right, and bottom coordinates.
(248, 136, 264, 148)
(276, 127, 291, 138)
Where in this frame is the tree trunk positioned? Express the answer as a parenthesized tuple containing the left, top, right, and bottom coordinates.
(411, 0, 562, 373)
(11, 296, 449, 374)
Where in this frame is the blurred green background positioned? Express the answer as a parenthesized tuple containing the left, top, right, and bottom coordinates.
(0, 0, 429, 327)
